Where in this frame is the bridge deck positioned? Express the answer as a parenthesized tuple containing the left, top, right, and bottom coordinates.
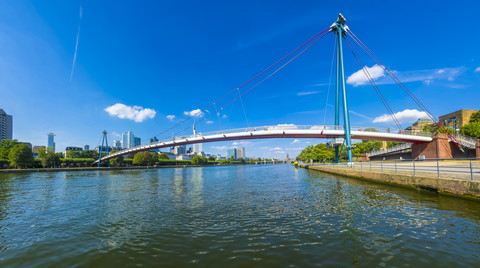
(97, 125, 433, 163)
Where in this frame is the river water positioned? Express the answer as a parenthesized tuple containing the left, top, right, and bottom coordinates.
(0, 165, 479, 267)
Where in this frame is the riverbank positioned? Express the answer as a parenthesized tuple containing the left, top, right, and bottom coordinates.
(0, 163, 284, 174)
(301, 164, 480, 199)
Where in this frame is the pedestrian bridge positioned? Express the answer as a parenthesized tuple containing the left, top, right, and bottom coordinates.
(96, 125, 432, 163)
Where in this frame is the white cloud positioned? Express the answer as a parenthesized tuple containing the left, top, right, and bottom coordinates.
(347, 64, 385, 86)
(206, 121, 213, 124)
(111, 131, 121, 138)
(373, 109, 428, 124)
(297, 91, 320, 96)
(475, 67, 480, 73)
(166, 115, 175, 121)
(212, 146, 227, 150)
(291, 139, 300, 144)
(269, 147, 283, 151)
(347, 65, 464, 87)
(232, 141, 251, 146)
(232, 142, 239, 145)
(222, 114, 228, 119)
(273, 150, 285, 154)
(184, 109, 204, 118)
(105, 103, 156, 122)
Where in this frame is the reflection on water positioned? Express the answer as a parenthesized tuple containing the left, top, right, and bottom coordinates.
(0, 165, 479, 267)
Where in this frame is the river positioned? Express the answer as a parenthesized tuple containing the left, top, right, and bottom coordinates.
(1, 165, 479, 267)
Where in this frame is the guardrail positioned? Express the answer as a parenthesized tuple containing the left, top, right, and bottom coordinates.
(304, 159, 480, 181)
(369, 143, 412, 157)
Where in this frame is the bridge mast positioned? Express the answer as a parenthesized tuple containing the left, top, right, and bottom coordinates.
(330, 14, 353, 163)
(98, 130, 110, 168)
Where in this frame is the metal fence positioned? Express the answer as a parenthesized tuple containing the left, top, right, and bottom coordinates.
(305, 159, 480, 181)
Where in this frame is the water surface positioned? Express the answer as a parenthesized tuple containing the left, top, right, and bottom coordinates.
(1, 165, 479, 267)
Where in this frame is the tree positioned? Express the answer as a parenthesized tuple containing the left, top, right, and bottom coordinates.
(66, 150, 80, 158)
(208, 156, 216, 161)
(460, 122, 480, 139)
(230, 156, 235, 161)
(469, 110, 480, 123)
(192, 155, 208, 165)
(158, 153, 169, 160)
(133, 152, 146, 166)
(8, 144, 33, 168)
(0, 139, 19, 159)
(38, 148, 61, 168)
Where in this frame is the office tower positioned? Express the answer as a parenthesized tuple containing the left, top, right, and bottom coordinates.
(227, 148, 237, 160)
(122, 131, 134, 149)
(84, 145, 90, 151)
(0, 109, 13, 141)
(113, 140, 121, 147)
(134, 137, 141, 147)
(236, 147, 245, 159)
(47, 133, 55, 151)
(193, 143, 203, 155)
(150, 137, 159, 143)
(173, 145, 186, 155)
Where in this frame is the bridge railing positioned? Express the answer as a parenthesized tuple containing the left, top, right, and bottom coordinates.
(451, 133, 477, 149)
(369, 143, 412, 157)
(102, 125, 434, 162)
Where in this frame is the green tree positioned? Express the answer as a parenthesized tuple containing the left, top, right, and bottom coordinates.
(8, 143, 33, 168)
(469, 110, 480, 123)
(0, 139, 19, 159)
(133, 152, 146, 166)
(158, 153, 169, 160)
(192, 155, 208, 165)
(38, 148, 61, 168)
(230, 156, 235, 161)
(208, 156, 216, 161)
(460, 122, 480, 139)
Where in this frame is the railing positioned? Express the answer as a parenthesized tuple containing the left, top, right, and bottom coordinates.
(369, 143, 412, 157)
(451, 133, 477, 149)
(305, 159, 480, 181)
(100, 125, 435, 162)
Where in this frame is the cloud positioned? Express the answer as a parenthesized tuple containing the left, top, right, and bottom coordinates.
(269, 147, 283, 151)
(111, 131, 121, 138)
(291, 139, 300, 144)
(297, 91, 320, 96)
(212, 146, 227, 150)
(273, 150, 285, 154)
(69, 6, 82, 82)
(475, 67, 480, 73)
(184, 109, 204, 118)
(347, 65, 464, 87)
(105, 103, 156, 122)
(373, 109, 428, 124)
(222, 114, 228, 119)
(347, 64, 385, 86)
(350, 110, 373, 120)
(166, 115, 175, 121)
(206, 120, 213, 124)
(233, 141, 251, 146)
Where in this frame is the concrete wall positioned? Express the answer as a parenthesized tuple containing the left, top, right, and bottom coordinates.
(369, 151, 411, 161)
(302, 165, 480, 199)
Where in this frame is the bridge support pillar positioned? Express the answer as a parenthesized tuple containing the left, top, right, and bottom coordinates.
(411, 133, 452, 159)
(476, 139, 480, 159)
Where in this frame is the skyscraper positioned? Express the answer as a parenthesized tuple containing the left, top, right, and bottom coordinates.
(236, 147, 245, 159)
(173, 145, 186, 155)
(47, 133, 55, 151)
(0, 109, 13, 141)
(134, 137, 141, 147)
(122, 131, 134, 149)
(227, 148, 237, 160)
(193, 143, 203, 155)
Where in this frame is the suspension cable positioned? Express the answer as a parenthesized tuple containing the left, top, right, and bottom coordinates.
(146, 27, 331, 143)
(172, 30, 331, 137)
(344, 35, 403, 130)
(323, 37, 336, 126)
(348, 29, 462, 149)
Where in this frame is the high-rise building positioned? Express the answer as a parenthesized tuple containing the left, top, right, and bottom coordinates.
(0, 109, 13, 141)
(193, 143, 203, 155)
(150, 137, 159, 143)
(173, 145, 186, 155)
(134, 137, 141, 147)
(227, 148, 237, 160)
(236, 147, 245, 159)
(113, 140, 121, 147)
(84, 145, 90, 151)
(122, 131, 134, 149)
(47, 133, 55, 151)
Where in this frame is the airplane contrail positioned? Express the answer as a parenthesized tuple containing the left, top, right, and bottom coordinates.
(69, 6, 82, 82)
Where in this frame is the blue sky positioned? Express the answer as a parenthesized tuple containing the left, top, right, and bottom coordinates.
(1, 0, 480, 159)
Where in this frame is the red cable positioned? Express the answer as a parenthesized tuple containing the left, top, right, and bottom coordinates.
(144, 27, 331, 144)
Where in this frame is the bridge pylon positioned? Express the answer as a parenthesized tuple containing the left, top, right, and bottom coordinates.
(330, 13, 353, 164)
(98, 130, 110, 168)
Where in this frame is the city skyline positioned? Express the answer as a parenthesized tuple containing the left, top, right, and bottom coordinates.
(1, 1, 480, 158)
